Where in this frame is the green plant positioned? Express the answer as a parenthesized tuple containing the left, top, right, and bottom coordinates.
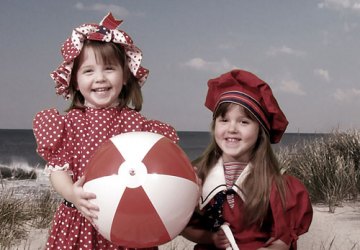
(31, 190, 59, 229)
(279, 130, 360, 213)
(0, 187, 59, 249)
(0, 190, 32, 248)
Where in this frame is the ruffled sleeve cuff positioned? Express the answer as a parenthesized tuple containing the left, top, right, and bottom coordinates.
(44, 163, 73, 176)
(269, 175, 313, 249)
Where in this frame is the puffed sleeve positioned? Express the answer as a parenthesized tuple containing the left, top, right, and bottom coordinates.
(142, 119, 179, 144)
(33, 109, 71, 172)
(268, 175, 313, 250)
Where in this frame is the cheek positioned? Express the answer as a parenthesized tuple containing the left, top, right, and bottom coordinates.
(246, 126, 260, 143)
(75, 75, 84, 90)
(213, 125, 223, 142)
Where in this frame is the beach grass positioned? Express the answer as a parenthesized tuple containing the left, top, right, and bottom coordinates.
(279, 129, 360, 213)
(0, 189, 31, 248)
(0, 178, 59, 249)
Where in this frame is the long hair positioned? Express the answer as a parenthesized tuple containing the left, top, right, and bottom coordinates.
(194, 102, 286, 226)
(66, 40, 143, 111)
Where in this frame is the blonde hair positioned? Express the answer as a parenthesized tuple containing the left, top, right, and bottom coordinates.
(66, 40, 143, 111)
(194, 103, 286, 226)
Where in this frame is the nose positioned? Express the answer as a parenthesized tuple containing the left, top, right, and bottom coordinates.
(228, 121, 238, 133)
(95, 71, 106, 83)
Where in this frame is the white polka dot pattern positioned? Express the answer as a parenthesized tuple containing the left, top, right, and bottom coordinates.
(51, 12, 149, 99)
(32, 107, 178, 249)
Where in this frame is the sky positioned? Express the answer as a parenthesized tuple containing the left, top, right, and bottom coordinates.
(1, 0, 360, 133)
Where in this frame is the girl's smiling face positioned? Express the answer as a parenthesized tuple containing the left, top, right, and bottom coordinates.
(76, 46, 125, 108)
(214, 103, 260, 162)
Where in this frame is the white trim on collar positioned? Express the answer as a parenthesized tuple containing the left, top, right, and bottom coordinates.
(199, 157, 251, 210)
(199, 158, 226, 210)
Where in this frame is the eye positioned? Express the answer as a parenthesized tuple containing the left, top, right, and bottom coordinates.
(83, 69, 93, 74)
(240, 117, 254, 125)
(218, 117, 228, 123)
(241, 120, 249, 124)
(105, 65, 115, 71)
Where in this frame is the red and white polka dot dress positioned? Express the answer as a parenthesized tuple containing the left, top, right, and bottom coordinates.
(33, 106, 179, 250)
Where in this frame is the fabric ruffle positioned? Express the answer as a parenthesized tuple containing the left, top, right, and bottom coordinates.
(51, 12, 149, 99)
(43, 163, 73, 176)
(33, 109, 71, 167)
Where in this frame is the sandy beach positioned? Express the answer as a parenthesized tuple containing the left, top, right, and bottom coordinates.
(2, 169, 359, 250)
(14, 202, 360, 250)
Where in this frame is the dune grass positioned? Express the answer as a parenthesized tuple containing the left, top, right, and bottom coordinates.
(279, 129, 360, 213)
(0, 183, 59, 249)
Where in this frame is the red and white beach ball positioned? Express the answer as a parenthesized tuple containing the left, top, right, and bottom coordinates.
(83, 132, 199, 248)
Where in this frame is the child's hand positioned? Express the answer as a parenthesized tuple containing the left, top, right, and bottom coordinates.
(212, 229, 230, 249)
(258, 238, 289, 250)
(71, 176, 99, 223)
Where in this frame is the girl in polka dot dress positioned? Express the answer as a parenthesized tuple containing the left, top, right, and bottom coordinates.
(33, 13, 178, 250)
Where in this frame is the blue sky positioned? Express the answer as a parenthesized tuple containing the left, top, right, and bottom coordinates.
(1, 0, 360, 132)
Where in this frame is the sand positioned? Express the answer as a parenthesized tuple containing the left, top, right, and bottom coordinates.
(297, 202, 360, 250)
(13, 202, 360, 250)
(2, 169, 359, 250)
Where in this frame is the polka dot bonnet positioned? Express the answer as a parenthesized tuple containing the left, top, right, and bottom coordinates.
(205, 69, 288, 144)
(51, 12, 149, 99)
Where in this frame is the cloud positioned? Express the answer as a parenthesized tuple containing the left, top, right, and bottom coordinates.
(75, 2, 130, 17)
(278, 79, 306, 95)
(314, 68, 331, 82)
(318, 0, 360, 11)
(183, 57, 237, 73)
(333, 88, 360, 102)
(266, 45, 306, 57)
(344, 21, 359, 32)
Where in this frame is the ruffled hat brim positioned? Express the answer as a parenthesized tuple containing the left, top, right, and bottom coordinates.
(51, 12, 149, 99)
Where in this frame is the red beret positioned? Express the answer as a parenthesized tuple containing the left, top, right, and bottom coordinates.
(205, 69, 288, 144)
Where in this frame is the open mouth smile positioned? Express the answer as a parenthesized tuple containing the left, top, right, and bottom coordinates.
(226, 138, 240, 142)
(92, 87, 111, 92)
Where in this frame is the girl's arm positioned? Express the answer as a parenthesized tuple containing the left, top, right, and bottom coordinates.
(50, 171, 99, 222)
(182, 226, 230, 249)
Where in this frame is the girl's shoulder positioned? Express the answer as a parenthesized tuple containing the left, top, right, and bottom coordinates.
(270, 174, 310, 203)
(34, 108, 82, 118)
(33, 108, 84, 125)
(270, 174, 312, 215)
(271, 174, 312, 218)
(33, 108, 65, 125)
(33, 109, 69, 164)
(282, 174, 308, 193)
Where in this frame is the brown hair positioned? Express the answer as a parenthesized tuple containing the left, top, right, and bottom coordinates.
(194, 103, 286, 226)
(66, 40, 143, 111)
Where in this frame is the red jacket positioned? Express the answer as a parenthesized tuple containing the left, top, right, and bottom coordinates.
(194, 158, 313, 250)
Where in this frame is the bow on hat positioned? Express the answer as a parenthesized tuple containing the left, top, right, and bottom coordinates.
(51, 12, 149, 99)
(205, 69, 288, 144)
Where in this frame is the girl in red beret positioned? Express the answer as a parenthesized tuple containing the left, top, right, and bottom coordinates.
(182, 69, 312, 250)
(33, 13, 178, 250)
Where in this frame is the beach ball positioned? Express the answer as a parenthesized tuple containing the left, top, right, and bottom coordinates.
(83, 131, 199, 248)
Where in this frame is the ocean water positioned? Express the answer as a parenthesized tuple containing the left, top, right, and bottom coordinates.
(0, 129, 326, 167)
